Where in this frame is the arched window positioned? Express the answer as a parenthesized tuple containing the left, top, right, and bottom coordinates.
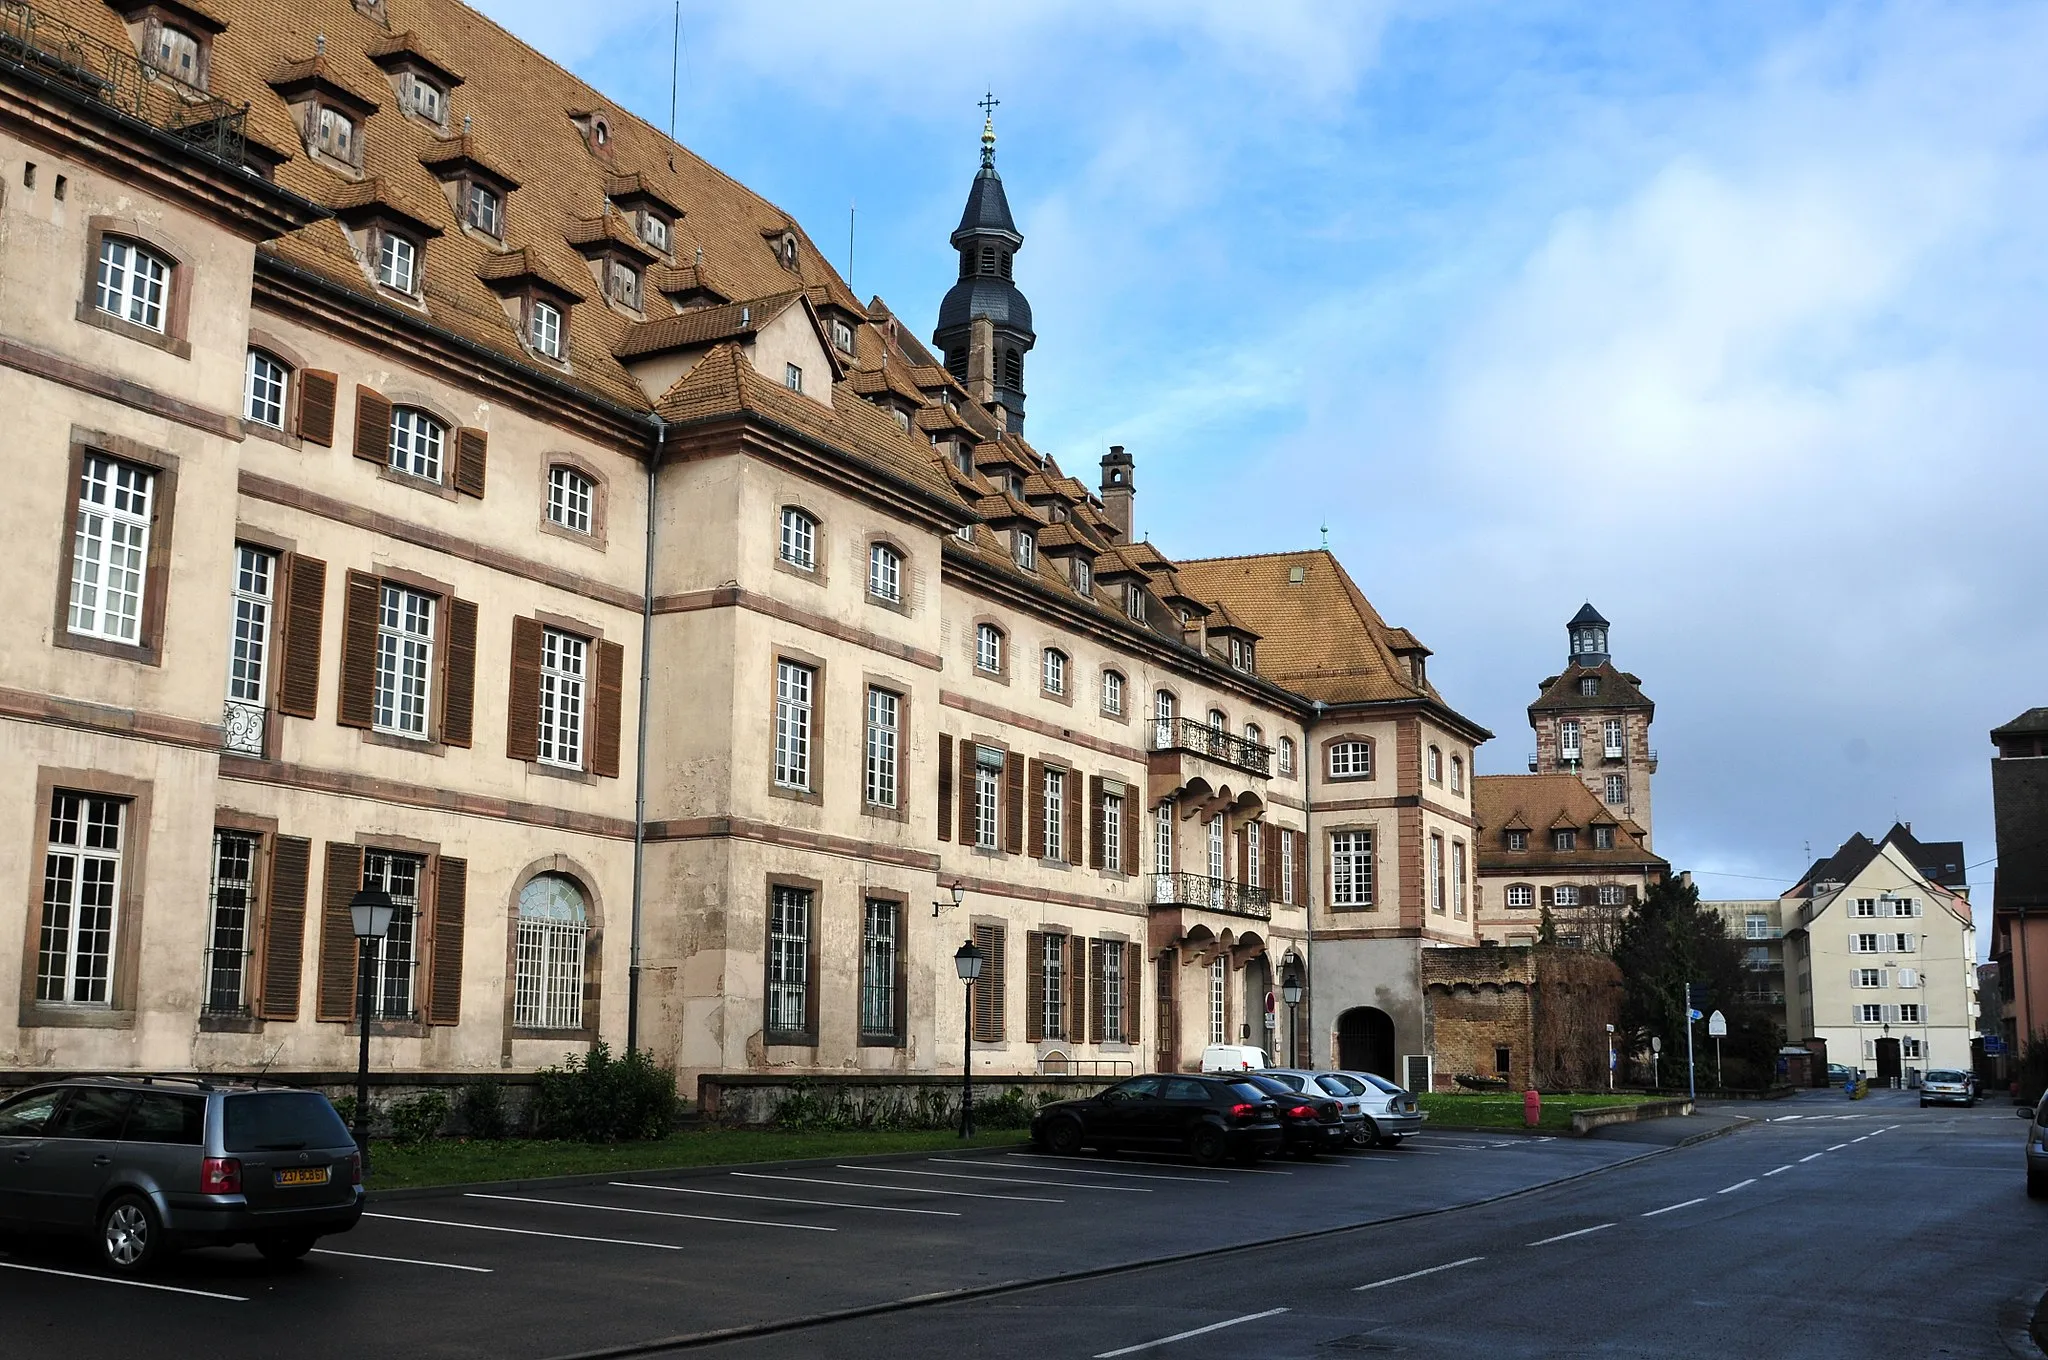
(1278, 736, 1296, 776)
(1101, 670, 1124, 716)
(1041, 648, 1066, 695)
(1207, 708, 1227, 732)
(1450, 754, 1464, 794)
(867, 541, 901, 602)
(778, 507, 817, 571)
(976, 622, 1003, 674)
(514, 874, 588, 1030)
(244, 349, 289, 429)
(1329, 740, 1371, 779)
(95, 237, 170, 331)
(1427, 745, 1443, 784)
(1245, 723, 1263, 748)
(979, 244, 997, 275)
(1154, 690, 1175, 747)
(388, 407, 445, 482)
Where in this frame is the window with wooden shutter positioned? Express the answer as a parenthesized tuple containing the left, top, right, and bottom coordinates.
(506, 616, 543, 762)
(971, 922, 1004, 1042)
(1088, 776, 1106, 869)
(1235, 827, 1249, 886)
(1025, 930, 1045, 1042)
(1067, 773, 1085, 866)
(298, 369, 338, 444)
(276, 554, 326, 720)
(352, 386, 392, 465)
(937, 734, 953, 840)
(1090, 939, 1107, 1044)
(1124, 942, 1142, 1043)
(257, 835, 310, 1020)
(1027, 760, 1047, 860)
(1540, 886, 1554, 907)
(337, 571, 379, 728)
(452, 427, 488, 497)
(1263, 823, 1280, 895)
(441, 598, 478, 747)
(1069, 933, 1087, 1043)
(1293, 833, 1309, 906)
(317, 842, 364, 1021)
(1122, 793, 1140, 875)
(1003, 753, 1024, 855)
(427, 855, 466, 1025)
(592, 639, 625, 778)
(957, 740, 975, 845)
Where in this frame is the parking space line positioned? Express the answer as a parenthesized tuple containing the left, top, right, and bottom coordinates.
(311, 1247, 493, 1273)
(1799, 1153, 1825, 1163)
(1763, 1165, 1794, 1176)
(364, 1212, 681, 1249)
(0, 1260, 246, 1301)
(614, 1182, 960, 1217)
(1528, 1223, 1613, 1246)
(1093, 1306, 1290, 1357)
(731, 1172, 1063, 1203)
(1641, 1197, 1706, 1218)
(1007, 1153, 1292, 1176)
(1718, 1179, 1755, 1195)
(466, 1192, 833, 1232)
(1355, 1256, 1484, 1291)
(848, 1165, 1148, 1193)
(970, 1158, 1227, 1184)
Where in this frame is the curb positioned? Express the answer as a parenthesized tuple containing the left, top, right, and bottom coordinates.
(534, 1118, 1758, 1360)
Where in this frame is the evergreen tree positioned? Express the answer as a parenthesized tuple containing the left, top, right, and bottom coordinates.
(1537, 903, 1560, 946)
(1614, 875, 1782, 1088)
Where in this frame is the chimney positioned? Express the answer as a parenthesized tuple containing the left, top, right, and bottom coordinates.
(1099, 445, 1134, 541)
(967, 315, 996, 407)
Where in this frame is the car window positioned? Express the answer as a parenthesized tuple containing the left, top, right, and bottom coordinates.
(1259, 1073, 1306, 1092)
(0, 1089, 64, 1136)
(1162, 1079, 1213, 1101)
(1317, 1074, 1367, 1097)
(222, 1092, 353, 1152)
(49, 1089, 134, 1139)
(1238, 1075, 1288, 1096)
(1354, 1072, 1403, 1094)
(1925, 1070, 1966, 1082)
(1102, 1077, 1163, 1104)
(124, 1092, 206, 1145)
(1226, 1081, 1275, 1103)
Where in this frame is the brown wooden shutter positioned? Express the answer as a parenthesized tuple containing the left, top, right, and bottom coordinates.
(276, 554, 326, 720)
(958, 741, 976, 846)
(1024, 930, 1046, 1043)
(427, 856, 466, 1025)
(297, 369, 338, 445)
(352, 386, 391, 465)
(337, 572, 379, 729)
(505, 616, 543, 762)
(316, 842, 363, 1021)
(1236, 827, 1249, 886)
(1070, 934, 1088, 1043)
(453, 427, 489, 497)
(1066, 771, 1084, 866)
(1003, 753, 1024, 855)
(592, 639, 625, 778)
(1541, 886, 1554, 907)
(1090, 939, 1106, 1044)
(1088, 776, 1106, 869)
(1123, 793, 1141, 876)
(971, 922, 1004, 1042)
(441, 597, 477, 748)
(1124, 942, 1143, 1043)
(257, 835, 310, 1020)
(1263, 823, 1281, 893)
(937, 734, 954, 840)
(1027, 759, 1047, 859)
(1294, 831, 1309, 907)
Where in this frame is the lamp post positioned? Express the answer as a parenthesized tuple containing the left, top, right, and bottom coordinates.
(955, 939, 985, 1138)
(1883, 1021, 1892, 1090)
(933, 880, 965, 918)
(1280, 967, 1303, 1069)
(348, 887, 394, 1165)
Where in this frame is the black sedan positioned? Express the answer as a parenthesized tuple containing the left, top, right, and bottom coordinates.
(1236, 1074, 1350, 1157)
(1030, 1075, 1285, 1165)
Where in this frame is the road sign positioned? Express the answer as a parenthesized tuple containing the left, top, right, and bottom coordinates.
(1651, 1036, 1662, 1053)
(1984, 1035, 2005, 1056)
(1707, 1010, 1728, 1038)
(1687, 1008, 1703, 1022)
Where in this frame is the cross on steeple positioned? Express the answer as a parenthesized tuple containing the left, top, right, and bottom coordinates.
(978, 91, 1000, 119)
(978, 91, 1000, 169)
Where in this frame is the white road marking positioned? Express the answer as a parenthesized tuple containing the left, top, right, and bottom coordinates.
(465, 1192, 832, 1232)
(967, 1158, 1228, 1184)
(731, 1172, 1062, 1203)
(1772, 1115, 1804, 1122)
(1642, 1197, 1707, 1217)
(0, 1259, 245, 1301)
(1008, 1152, 1293, 1176)
(1763, 1165, 1794, 1177)
(1827, 1143, 1849, 1151)
(1718, 1179, 1755, 1194)
(364, 1212, 680, 1250)
(1093, 1307, 1290, 1357)
(1355, 1256, 1485, 1291)
(613, 1182, 959, 1217)
(311, 1247, 493, 1273)
(849, 1165, 1148, 1193)
(1799, 1153, 1825, 1162)
(1528, 1223, 1614, 1246)
(1852, 1136, 1868, 1143)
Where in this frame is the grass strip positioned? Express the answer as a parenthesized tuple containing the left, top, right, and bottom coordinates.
(1417, 1092, 1654, 1131)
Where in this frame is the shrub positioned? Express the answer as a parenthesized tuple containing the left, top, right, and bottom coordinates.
(387, 1090, 452, 1146)
(459, 1079, 511, 1141)
(532, 1043, 679, 1143)
(329, 1093, 365, 1132)
(768, 1082, 1048, 1132)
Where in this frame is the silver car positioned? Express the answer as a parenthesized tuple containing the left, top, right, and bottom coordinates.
(1339, 1070, 1426, 1147)
(2023, 1093, 2047, 1199)
(1920, 1069, 1974, 1108)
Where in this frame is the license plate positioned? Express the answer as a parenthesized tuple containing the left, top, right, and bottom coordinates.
(274, 1166, 330, 1187)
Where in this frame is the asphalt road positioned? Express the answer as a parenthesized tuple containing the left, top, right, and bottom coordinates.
(0, 1089, 2034, 1360)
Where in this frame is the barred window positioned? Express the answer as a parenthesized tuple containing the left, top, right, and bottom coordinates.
(38, 793, 125, 1006)
(95, 237, 168, 331)
(768, 885, 810, 1036)
(774, 660, 814, 790)
(68, 454, 154, 644)
(361, 850, 421, 1020)
(865, 687, 899, 808)
(860, 899, 898, 1039)
(514, 874, 587, 1030)
(203, 830, 256, 1015)
(1331, 830, 1374, 907)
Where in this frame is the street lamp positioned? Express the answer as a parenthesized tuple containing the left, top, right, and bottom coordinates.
(348, 887, 395, 1165)
(933, 880, 965, 918)
(1280, 968, 1304, 1068)
(955, 939, 985, 1138)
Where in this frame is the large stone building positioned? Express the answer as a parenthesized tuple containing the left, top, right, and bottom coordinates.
(1525, 604, 1658, 846)
(0, 0, 1506, 1095)
(1991, 708, 2048, 1062)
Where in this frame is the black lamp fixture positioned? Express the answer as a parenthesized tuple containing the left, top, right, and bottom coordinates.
(1280, 967, 1304, 1068)
(348, 886, 395, 1165)
(954, 939, 985, 1138)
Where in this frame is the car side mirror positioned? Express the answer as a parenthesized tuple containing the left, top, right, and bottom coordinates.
(2019, 1105, 2035, 1119)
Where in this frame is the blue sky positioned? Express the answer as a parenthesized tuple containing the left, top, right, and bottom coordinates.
(479, 0, 2047, 920)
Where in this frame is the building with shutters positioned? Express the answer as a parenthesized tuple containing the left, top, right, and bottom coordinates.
(1472, 774, 1668, 953)
(0, 0, 1491, 1095)
(1525, 604, 1658, 848)
(1782, 825, 1979, 1079)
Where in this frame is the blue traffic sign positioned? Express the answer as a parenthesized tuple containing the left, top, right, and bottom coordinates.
(1984, 1035, 2005, 1056)
(1687, 1009, 1702, 1021)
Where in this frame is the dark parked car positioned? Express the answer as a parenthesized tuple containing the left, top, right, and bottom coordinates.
(1030, 1075, 1285, 1165)
(0, 1075, 362, 1272)
(1236, 1074, 1349, 1157)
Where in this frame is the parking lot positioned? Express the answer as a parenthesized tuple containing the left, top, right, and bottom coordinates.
(0, 1126, 1663, 1360)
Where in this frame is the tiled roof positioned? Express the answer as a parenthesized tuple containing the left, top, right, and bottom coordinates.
(613, 291, 803, 359)
(1994, 708, 2048, 739)
(1529, 662, 1654, 714)
(1473, 775, 1668, 874)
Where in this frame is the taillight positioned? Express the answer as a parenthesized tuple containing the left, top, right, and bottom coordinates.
(201, 1156, 242, 1194)
(1229, 1103, 1258, 1120)
(349, 1151, 363, 1186)
(1288, 1104, 1314, 1119)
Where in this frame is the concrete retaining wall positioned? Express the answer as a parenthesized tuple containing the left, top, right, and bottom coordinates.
(698, 1073, 1117, 1127)
(1569, 1097, 1693, 1135)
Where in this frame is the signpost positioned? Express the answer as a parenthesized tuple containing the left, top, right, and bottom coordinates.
(1651, 1034, 1662, 1090)
(1606, 1022, 1616, 1093)
(1708, 1010, 1728, 1092)
(1684, 983, 1699, 1102)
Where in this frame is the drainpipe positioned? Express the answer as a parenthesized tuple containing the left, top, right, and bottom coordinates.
(626, 418, 664, 1054)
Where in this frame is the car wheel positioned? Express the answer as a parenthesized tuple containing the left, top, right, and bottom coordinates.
(1189, 1125, 1228, 1166)
(1042, 1116, 1085, 1157)
(1353, 1119, 1380, 1148)
(257, 1233, 318, 1263)
(99, 1194, 166, 1274)
(2030, 1167, 2048, 1201)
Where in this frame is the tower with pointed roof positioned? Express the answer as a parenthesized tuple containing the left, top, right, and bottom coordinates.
(1527, 604, 1658, 847)
(933, 109, 1035, 432)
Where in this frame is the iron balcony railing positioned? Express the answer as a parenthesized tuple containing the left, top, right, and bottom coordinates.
(0, 0, 248, 164)
(1744, 958, 1784, 972)
(1151, 871, 1271, 921)
(1744, 927, 1785, 940)
(1741, 990, 1786, 1008)
(222, 700, 266, 756)
(1152, 717, 1273, 777)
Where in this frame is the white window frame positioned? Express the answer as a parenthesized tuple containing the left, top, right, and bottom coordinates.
(1579, 676, 1599, 697)
(1042, 648, 1066, 695)
(1279, 737, 1296, 776)
(1554, 885, 1580, 907)
(1597, 884, 1626, 907)
(1331, 829, 1374, 907)
(1209, 955, 1227, 1045)
(466, 182, 502, 237)
(976, 623, 1003, 674)
(388, 407, 445, 482)
(1858, 1003, 1883, 1024)
(244, 349, 289, 428)
(773, 659, 814, 791)
(784, 362, 803, 392)
(1559, 719, 1581, 761)
(1605, 774, 1627, 806)
(1428, 746, 1443, 784)
(974, 749, 1002, 850)
(1453, 841, 1468, 917)
(1856, 968, 1882, 988)
(830, 317, 853, 351)
(1554, 829, 1576, 852)
(95, 237, 169, 331)
(778, 507, 817, 572)
(1854, 898, 1878, 917)
(1155, 799, 1174, 875)
(1892, 897, 1918, 917)
(377, 231, 418, 293)
(865, 687, 899, 808)
(1894, 932, 1915, 953)
(1429, 834, 1444, 912)
(1074, 558, 1092, 595)
(1507, 884, 1534, 909)
(860, 898, 898, 1038)
(1102, 670, 1123, 715)
(547, 465, 593, 534)
(1899, 1003, 1921, 1023)
(1042, 768, 1065, 860)
(530, 298, 564, 359)
(537, 628, 587, 770)
(1104, 792, 1123, 871)
(1041, 932, 1065, 1039)
(1208, 815, 1226, 882)
(1449, 754, 1463, 794)
(1746, 915, 1770, 939)
(1329, 741, 1371, 778)
(1014, 531, 1036, 571)
(1154, 690, 1175, 747)
(1125, 582, 1145, 618)
(1852, 933, 1881, 953)
(37, 793, 125, 1006)
(1594, 826, 1615, 850)
(514, 874, 588, 1031)
(68, 455, 153, 645)
(361, 850, 421, 1020)
(1245, 816, 1261, 888)
(1604, 718, 1625, 759)
(227, 544, 275, 705)
(1508, 830, 1528, 852)
(373, 584, 435, 737)
(1280, 828, 1296, 902)
(867, 542, 901, 602)
(1103, 942, 1125, 1041)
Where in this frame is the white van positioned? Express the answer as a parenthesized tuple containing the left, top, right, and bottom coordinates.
(1201, 1045, 1271, 1073)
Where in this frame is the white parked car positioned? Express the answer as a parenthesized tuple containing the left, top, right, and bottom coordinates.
(1337, 1070, 1426, 1147)
(1201, 1045, 1271, 1073)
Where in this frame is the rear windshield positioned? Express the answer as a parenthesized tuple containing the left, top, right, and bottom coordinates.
(1226, 1082, 1275, 1103)
(1238, 1075, 1290, 1097)
(222, 1092, 353, 1153)
(1259, 1073, 1306, 1092)
(1355, 1072, 1404, 1095)
(1317, 1074, 1367, 1097)
(1925, 1070, 1967, 1082)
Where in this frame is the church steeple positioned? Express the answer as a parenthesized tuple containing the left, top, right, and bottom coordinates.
(1567, 603, 1610, 667)
(934, 98, 1035, 432)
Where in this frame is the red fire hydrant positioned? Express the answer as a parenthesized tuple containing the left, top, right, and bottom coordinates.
(1523, 1087, 1542, 1128)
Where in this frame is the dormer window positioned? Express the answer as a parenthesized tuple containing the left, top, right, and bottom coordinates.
(639, 212, 670, 253)
(1073, 557, 1092, 595)
(465, 183, 502, 238)
(892, 408, 911, 433)
(1229, 637, 1255, 672)
(1554, 829, 1577, 852)
(529, 299, 564, 360)
(377, 232, 418, 293)
(151, 24, 205, 87)
(779, 236, 798, 269)
(1125, 583, 1144, 619)
(408, 75, 446, 125)
(1507, 830, 1527, 852)
(1579, 676, 1600, 697)
(607, 260, 641, 310)
(784, 363, 803, 393)
(317, 106, 356, 163)
(1014, 531, 1035, 571)
(831, 319, 854, 352)
(590, 116, 611, 150)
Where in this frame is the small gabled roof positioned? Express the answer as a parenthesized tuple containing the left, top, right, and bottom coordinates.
(603, 171, 684, 220)
(1383, 627, 1431, 657)
(324, 178, 441, 238)
(267, 55, 381, 116)
(1205, 601, 1261, 639)
(613, 290, 803, 360)
(1569, 602, 1610, 628)
(419, 134, 519, 190)
(365, 31, 464, 87)
(973, 491, 1046, 529)
(476, 248, 587, 302)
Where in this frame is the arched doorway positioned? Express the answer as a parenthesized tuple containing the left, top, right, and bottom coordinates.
(1874, 1037, 1901, 1089)
(1337, 1007, 1396, 1080)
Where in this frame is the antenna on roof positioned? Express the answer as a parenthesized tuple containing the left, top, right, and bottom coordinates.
(668, 0, 680, 170)
(848, 198, 856, 295)
(1319, 521, 1329, 550)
